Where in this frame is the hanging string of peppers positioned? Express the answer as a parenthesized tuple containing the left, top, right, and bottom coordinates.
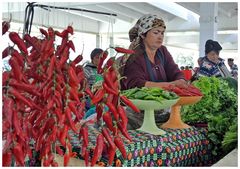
(2, 22, 140, 167)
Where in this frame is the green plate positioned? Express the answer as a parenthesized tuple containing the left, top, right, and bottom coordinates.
(130, 98, 179, 110)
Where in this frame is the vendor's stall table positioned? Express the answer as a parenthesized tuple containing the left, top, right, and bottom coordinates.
(68, 127, 214, 167)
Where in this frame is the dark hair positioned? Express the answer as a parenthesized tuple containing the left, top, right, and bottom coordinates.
(205, 39, 222, 55)
(90, 48, 103, 60)
(228, 58, 234, 62)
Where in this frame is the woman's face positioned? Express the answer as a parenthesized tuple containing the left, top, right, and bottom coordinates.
(142, 26, 165, 50)
(207, 51, 219, 63)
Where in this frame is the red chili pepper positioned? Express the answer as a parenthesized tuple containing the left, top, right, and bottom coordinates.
(112, 95, 119, 107)
(85, 87, 94, 99)
(2, 71, 10, 86)
(114, 47, 135, 54)
(68, 66, 79, 87)
(2, 21, 10, 35)
(47, 153, 55, 165)
(102, 127, 116, 149)
(2, 46, 13, 59)
(117, 105, 128, 130)
(41, 117, 56, 137)
(67, 25, 74, 35)
(81, 144, 87, 157)
(40, 28, 48, 38)
(91, 134, 104, 166)
(106, 102, 119, 121)
(28, 110, 39, 125)
(33, 109, 48, 128)
(65, 107, 78, 133)
(97, 51, 108, 74)
(104, 57, 115, 70)
(13, 143, 25, 166)
(59, 125, 68, 146)
(64, 152, 70, 166)
(188, 85, 203, 96)
(9, 32, 28, 54)
(23, 34, 41, 52)
(45, 39, 54, 52)
(79, 126, 89, 147)
(43, 158, 50, 167)
(70, 54, 83, 67)
(96, 104, 103, 121)
(13, 109, 25, 140)
(68, 40, 75, 52)
(91, 88, 105, 104)
(40, 39, 48, 52)
(11, 50, 24, 68)
(120, 95, 140, 113)
(48, 27, 54, 39)
(9, 79, 41, 96)
(114, 136, 127, 159)
(3, 151, 12, 166)
(3, 97, 13, 127)
(8, 57, 23, 82)
(106, 94, 114, 103)
(108, 146, 116, 166)
(68, 101, 81, 120)
(179, 88, 194, 96)
(102, 111, 114, 131)
(46, 55, 56, 79)
(54, 30, 63, 37)
(51, 161, 59, 167)
(103, 71, 116, 86)
(68, 89, 79, 104)
(56, 146, 64, 156)
(60, 30, 69, 38)
(9, 87, 34, 108)
(110, 69, 118, 82)
(50, 125, 57, 142)
(103, 82, 118, 96)
(58, 47, 70, 69)
(117, 121, 132, 142)
(84, 149, 89, 166)
(170, 86, 186, 96)
(3, 132, 12, 153)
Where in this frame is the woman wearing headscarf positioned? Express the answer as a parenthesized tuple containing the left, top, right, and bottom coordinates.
(121, 14, 188, 90)
(121, 14, 188, 129)
(198, 39, 231, 78)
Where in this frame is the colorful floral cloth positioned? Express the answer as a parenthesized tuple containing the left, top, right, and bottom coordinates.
(68, 127, 214, 167)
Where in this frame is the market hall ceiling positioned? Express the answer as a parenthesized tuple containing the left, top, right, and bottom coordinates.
(2, 2, 238, 51)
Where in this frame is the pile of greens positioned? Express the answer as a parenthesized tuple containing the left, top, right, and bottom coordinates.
(182, 77, 238, 157)
(121, 87, 179, 103)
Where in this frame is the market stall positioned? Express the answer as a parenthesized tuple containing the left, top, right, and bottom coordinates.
(2, 4, 238, 166)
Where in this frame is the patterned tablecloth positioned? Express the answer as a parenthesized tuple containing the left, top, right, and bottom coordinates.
(69, 127, 214, 167)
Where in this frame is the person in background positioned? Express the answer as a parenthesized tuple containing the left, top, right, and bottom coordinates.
(189, 66, 194, 77)
(180, 66, 185, 71)
(83, 48, 106, 89)
(198, 39, 231, 78)
(121, 14, 188, 129)
(83, 48, 106, 110)
(227, 58, 238, 79)
(184, 66, 192, 81)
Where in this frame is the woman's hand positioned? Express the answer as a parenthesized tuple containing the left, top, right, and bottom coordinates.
(171, 79, 188, 88)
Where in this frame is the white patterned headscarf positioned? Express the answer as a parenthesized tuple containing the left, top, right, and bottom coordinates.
(129, 14, 166, 42)
(129, 14, 166, 49)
